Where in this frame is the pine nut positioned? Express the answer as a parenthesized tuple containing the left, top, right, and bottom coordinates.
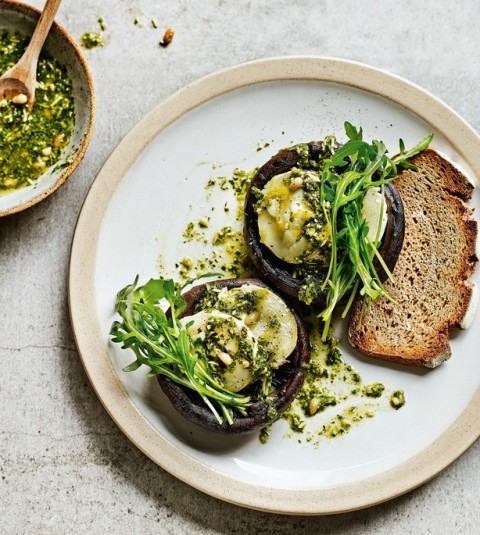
(217, 351, 233, 366)
(12, 93, 28, 105)
(53, 133, 65, 147)
(289, 176, 303, 191)
(309, 397, 320, 415)
(244, 310, 260, 326)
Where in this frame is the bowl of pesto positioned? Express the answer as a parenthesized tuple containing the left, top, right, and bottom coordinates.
(0, 0, 95, 216)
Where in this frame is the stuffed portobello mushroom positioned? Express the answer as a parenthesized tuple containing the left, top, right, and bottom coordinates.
(244, 135, 405, 309)
(111, 277, 310, 434)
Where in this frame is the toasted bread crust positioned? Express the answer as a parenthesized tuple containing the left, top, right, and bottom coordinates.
(348, 149, 478, 368)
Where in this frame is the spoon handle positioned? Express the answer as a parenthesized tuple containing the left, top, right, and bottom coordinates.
(20, 0, 63, 71)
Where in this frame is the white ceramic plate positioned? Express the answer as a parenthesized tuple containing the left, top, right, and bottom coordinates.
(69, 57, 480, 514)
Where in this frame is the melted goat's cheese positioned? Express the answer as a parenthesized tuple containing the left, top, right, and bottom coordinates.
(258, 171, 387, 265)
(181, 285, 298, 392)
(257, 171, 317, 263)
(215, 284, 298, 368)
(361, 187, 388, 242)
(181, 310, 257, 392)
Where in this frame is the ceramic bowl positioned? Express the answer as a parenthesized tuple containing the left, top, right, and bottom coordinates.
(0, 0, 95, 216)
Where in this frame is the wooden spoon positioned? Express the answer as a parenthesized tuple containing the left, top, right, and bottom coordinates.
(0, 0, 63, 109)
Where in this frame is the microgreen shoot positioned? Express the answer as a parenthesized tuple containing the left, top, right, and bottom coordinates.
(318, 123, 433, 338)
(110, 275, 251, 425)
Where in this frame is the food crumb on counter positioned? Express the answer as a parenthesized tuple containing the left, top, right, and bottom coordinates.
(80, 17, 107, 50)
(98, 17, 107, 31)
(160, 28, 175, 48)
(80, 31, 104, 49)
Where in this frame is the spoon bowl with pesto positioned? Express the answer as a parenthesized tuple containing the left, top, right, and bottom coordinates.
(0, 0, 95, 216)
(0, 0, 62, 107)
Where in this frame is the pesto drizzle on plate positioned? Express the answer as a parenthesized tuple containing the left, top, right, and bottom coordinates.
(0, 31, 75, 194)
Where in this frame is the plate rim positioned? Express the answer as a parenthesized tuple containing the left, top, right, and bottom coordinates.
(68, 56, 480, 515)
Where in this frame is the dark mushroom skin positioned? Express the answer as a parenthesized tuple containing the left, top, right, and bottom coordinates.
(157, 278, 311, 434)
(243, 144, 405, 306)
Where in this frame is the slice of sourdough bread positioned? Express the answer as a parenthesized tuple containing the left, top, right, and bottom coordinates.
(348, 148, 478, 368)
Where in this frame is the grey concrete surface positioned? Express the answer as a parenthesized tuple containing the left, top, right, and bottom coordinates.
(1, 0, 479, 533)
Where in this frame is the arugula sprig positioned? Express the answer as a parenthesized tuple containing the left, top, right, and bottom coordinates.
(110, 276, 251, 425)
(318, 123, 433, 338)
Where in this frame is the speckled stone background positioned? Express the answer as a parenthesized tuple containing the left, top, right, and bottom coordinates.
(1, 0, 479, 533)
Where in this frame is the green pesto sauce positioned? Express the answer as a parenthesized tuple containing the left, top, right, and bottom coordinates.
(80, 31, 104, 49)
(175, 166, 258, 280)
(363, 382, 386, 398)
(178, 236, 254, 279)
(0, 31, 75, 194)
(259, 424, 272, 444)
(177, 257, 193, 278)
(80, 18, 107, 49)
(206, 167, 257, 220)
(390, 390, 406, 409)
(179, 219, 255, 280)
(191, 284, 286, 402)
(182, 221, 205, 243)
(197, 283, 261, 318)
(278, 317, 404, 446)
(213, 226, 235, 245)
(98, 18, 107, 32)
(289, 135, 337, 169)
